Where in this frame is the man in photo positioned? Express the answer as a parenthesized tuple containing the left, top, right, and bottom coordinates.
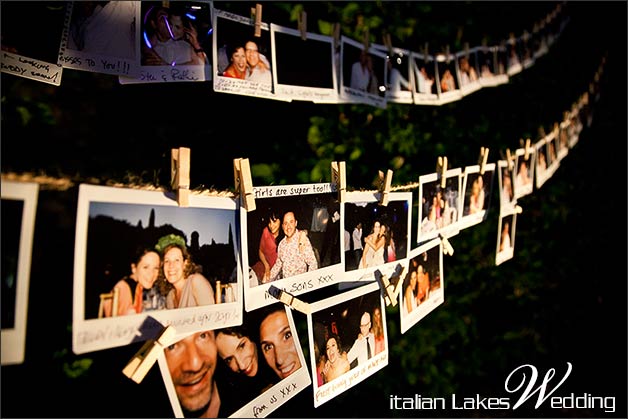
(245, 39, 272, 84)
(347, 311, 376, 367)
(259, 305, 302, 380)
(269, 211, 318, 281)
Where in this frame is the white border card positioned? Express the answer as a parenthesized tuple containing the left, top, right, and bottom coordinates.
(514, 148, 535, 199)
(459, 163, 496, 230)
(339, 36, 388, 109)
(496, 212, 517, 266)
(417, 168, 462, 245)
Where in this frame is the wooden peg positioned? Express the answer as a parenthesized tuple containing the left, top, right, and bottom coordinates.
(331, 161, 346, 203)
(362, 27, 370, 51)
(440, 234, 454, 256)
(378, 169, 393, 206)
(122, 325, 176, 384)
(515, 205, 523, 214)
(505, 149, 514, 171)
(171, 147, 190, 207)
(252, 4, 262, 37)
(332, 22, 341, 50)
(233, 158, 256, 212)
(437, 156, 448, 189)
(478, 147, 489, 175)
(374, 269, 398, 307)
(423, 42, 429, 57)
(524, 138, 532, 161)
(445, 45, 451, 64)
(383, 32, 393, 55)
(298, 10, 307, 40)
(268, 285, 311, 315)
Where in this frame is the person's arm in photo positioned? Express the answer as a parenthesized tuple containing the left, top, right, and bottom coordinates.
(184, 23, 207, 65)
(268, 252, 283, 282)
(189, 273, 215, 305)
(258, 241, 272, 282)
(300, 233, 318, 271)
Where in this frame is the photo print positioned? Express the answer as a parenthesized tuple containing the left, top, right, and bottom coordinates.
(544, 126, 561, 178)
(339, 35, 388, 108)
(159, 303, 310, 418)
(342, 191, 412, 282)
(477, 45, 508, 88)
(0, 2, 65, 85)
(399, 238, 444, 334)
(497, 160, 517, 214)
(496, 212, 517, 266)
(119, 1, 212, 84)
(514, 147, 535, 199)
(72, 184, 242, 354)
(557, 120, 570, 161)
(435, 51, 462, 104)
(371, 43, 414, 104)
(308, 281, 387, 408)
(270, 23, 338, 103)
(410, 50, 439, 105)
(1, 181, 38, 365)
(459, 163, 496, 229)
(455, 47, 482, 96)
(58, 1, 140, 77)
(242, 183, 344, 312)
(417, 168, 462, 245)
(212, 7, 279, 100)
(534, 136, 550, 189)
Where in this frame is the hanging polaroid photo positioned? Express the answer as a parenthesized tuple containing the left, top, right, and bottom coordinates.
(1, 181, 38, 365)
(477, 45, 509, 88)
(119, 1, 212, 84)
(57, 1, 140, 77)
(495, 212, 517, 266)
(459, 163, 496, 229)
(455, 47, 482, 96)
(557, 120, 570, 161)
(242, 183, 344, 312)
(270, 23, 338, 103)
(0, 2, 64, 85)
(212, 8, 282, 101)
(399, 238, 444, 334)
(339, 35, 388, 108)
(435, 51, 463, 105)
(342, 191, 412, 282)
(72, 184, 242, 355)
(417, 168, 462, 245)
(497, 160, 517, 215)
(545, 126, 561, 178)
(514, 147, 535, 199)
(534, 136, 550, 189)
(410, 50, 439, 105)
(371, 43, 414, 104)
(308, 281, 387, 408)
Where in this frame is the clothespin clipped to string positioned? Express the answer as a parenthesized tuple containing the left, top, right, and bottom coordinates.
(331, 161, 346, 203)
(464, 42, 470, 58)
(332, 22, 341, 51)
(251, 4, 262, 37)
(439, 233, 454, 256)
(233, 158, 256, 212)
(515, 205, 523, 215)
(445, 45, 451, 64)
(377, 169, 393, 206)
(268, 285, 310, 315)
(478, 147, 489, 175)
(171, 147, 190, 207)
(161, 0, 169, 7)
(505, 148, 514, 171)
(362, 27, 370, 51)
(523, 138, 532, 161)
(122, 325, 176, 384)
(383, 32, 393, 56)
(298, 10, 307, 40)
(436, 156, 448, 189)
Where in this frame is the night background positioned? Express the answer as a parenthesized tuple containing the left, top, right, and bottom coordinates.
(1, 1, 626, 418)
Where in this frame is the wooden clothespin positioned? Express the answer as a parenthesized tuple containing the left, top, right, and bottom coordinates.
(122, 325, 176, 384)
(537, 126, 546, 140)
(171, 147, 190, 207)
(251, 4, 262, 37)
(439, 233, 454, 256)
(383, 32, 393, 56)
(524, 138, 532, 161)
(374, 269, 401, 307)
(478, 147, 489, 175)
(377, 169, 393, 206)
(161, 0, 170, 7)
(362, 27, 370, 51)
(268, 285, 310, 315)
(233, 158, 256, 212)
(505, 149, 514, 171)
(445, 45, 451, 64)
(515, 205, 523, 214)
(436, 156, 448, 189)
(331, 161, 346, 203)
(298, 10, 307, 40)
(332, 22, 341, 51)
(464, 42, 470, 58)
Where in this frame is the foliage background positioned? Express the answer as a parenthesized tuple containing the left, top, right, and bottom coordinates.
(1, 1, 626, 418)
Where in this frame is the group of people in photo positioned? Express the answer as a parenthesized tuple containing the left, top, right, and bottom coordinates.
(344, 218, 397, 271)
(403, 251, 439, 315)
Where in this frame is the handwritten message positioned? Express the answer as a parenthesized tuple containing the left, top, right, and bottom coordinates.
(57, 51, 134, 76)
(1, 53, 62, 85)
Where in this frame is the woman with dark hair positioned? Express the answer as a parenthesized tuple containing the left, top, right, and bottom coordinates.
(222, 43, 247, 79)
(251, 209, 282, 285)
(321, 333, 350, 384)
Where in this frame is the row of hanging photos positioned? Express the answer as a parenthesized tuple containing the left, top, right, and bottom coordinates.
(2, 1, 568, 109)
(1, 54, 603, 419)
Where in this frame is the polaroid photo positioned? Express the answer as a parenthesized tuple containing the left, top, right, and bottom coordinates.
(270, 23, 338, 103)
(308, 281, 387, 408)
(371, 43, 414, 104)
(1, 181, 38, 365)
(342, 191, 412, 282)
(399, 238, 444, 334)
(557, 120, 570, 161)
(57, 1, 141, 77)
(339, 36, 388, 109)
(212, 8, 282, 101)
(417, 168, 462, 245)
(514, 148, 535, 199)
(545, 127, 561, 178)
(495, 212, 517, 266)
(459, 163, 496, 229)
(119, 1, 212, 85)
(455, 47, 482, 96)
(434, 52, 463, 105)
(497, 160, 517, 215)
(477, 45, 509, 87)
(0, 2, 64, 85)
(72, 184, 242, 355)
(242, 183, 344, 312)
(505, 37, 523, 76)
(410, 51, 439, 105)
(534, 136, 551, 189)
(158, 303, 310, 418)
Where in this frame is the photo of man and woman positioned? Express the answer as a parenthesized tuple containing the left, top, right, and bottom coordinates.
(340, 36, 388, 108)
(460, 163, 495, 229)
